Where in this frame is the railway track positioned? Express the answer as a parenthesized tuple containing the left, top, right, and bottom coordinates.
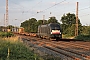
(18, 35, 90, 60)
(33, 40, 90, 60)
(44, 43, 90, 60)
(55, 41, 90, 51)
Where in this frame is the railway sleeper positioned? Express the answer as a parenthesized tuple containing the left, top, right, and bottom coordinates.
(46, 43, 90, 60)
(43, 46, 81, 60)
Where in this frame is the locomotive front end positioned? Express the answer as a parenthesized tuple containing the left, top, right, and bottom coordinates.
(50, 23, 62, 39)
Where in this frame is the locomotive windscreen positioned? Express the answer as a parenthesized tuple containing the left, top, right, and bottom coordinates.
(50, 24, 60, 30)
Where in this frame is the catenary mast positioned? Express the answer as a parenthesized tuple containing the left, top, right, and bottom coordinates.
(6, 0, 9, 27)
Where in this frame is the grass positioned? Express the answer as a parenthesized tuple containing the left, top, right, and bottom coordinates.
(62, 34, 75, 39)
(0, 37, 41, 60)
(0, 37, 60, 60)
(0, 32, 61, 60)
(62, 34, 90, 41)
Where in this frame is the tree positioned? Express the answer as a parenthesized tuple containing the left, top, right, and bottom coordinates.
(21, 20, 29, 32)
(60, 13, 82, 36)
(29, 18, 37, 32)
(48, 16, 58, 23)
(20, 18, 37, 33)
(81, 26, 90, 35)
(37, 20, 48, 25)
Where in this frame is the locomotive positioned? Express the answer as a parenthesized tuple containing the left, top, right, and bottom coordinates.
(37, 23, 62, 40)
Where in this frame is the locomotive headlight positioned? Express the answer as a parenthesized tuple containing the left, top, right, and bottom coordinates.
(51, 32, 52, 34)
(60, 32, 61, 34)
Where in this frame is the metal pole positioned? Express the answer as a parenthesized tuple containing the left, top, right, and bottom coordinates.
(43, 15, 45, 24)
(75, 2, 78, 36)
(6, 0, 8, 26)
(4, 14, 5, 27)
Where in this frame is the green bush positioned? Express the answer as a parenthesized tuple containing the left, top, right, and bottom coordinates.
(0, 32, 14, 37)
(0, 40, 41, 60)
(75, 35, 90, 41)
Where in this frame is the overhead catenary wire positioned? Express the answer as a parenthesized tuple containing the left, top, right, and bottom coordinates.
(9, 0, 25, 9)
(73, 6, 90, 17)
(31, 0, 90, 18)
(21, 0, 43, 20)
(56, 6, 90, 19)
(9, 0, 90, 18)
(79, 14, 90, 17)
(8, 0, 90, 26)
(25, 0, 43, 13)
(37, 0, 67, 13)
(9, 0, 43, 13)
(9, 0, 43, 22)
(70, 6, 90, 13)
(30, 0, 67, 17)
(49, 0, 90, 18)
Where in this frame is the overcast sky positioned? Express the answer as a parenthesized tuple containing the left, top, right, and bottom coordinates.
(0, 0, 90, 27)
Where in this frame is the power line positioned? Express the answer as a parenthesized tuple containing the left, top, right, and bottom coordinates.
(25, 0, 43, 13)
(9, 0, 90, 23)
(24, 0, 90, 21)
(31, 0, 67, 17)
(52, 1, 90, 15)
(79, 6, 90, 11)
(70, 6, 90, 13)
(21, 0, 43, 21)
(80, 14, 90, 17)
(9, 0, 43, 20)
(39, 0, 66, 13)
(9, 0, 25, 8)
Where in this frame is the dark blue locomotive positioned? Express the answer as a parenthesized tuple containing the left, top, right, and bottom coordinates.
(37, 23, 62, 40)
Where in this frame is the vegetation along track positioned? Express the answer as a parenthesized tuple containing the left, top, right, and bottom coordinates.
(19, 35, 90, 60)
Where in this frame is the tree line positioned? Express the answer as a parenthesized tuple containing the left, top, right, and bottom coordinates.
(20, 17, 59, 33)
(0, 13, 89, 37)
(20, 13, 90, 36)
